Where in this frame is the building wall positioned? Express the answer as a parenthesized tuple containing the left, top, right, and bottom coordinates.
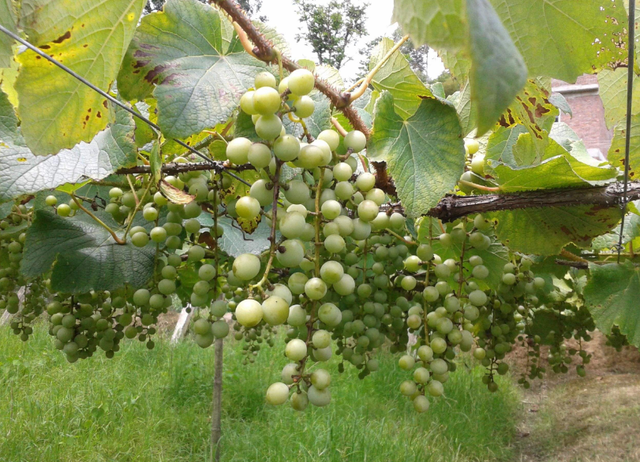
(551, 75, 613, 159)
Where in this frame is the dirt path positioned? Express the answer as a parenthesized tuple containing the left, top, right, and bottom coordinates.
(512, 333, 640, 462)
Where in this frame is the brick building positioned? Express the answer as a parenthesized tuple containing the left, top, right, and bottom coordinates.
(551, 74, 613, 161)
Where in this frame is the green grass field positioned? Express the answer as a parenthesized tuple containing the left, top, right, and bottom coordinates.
(0, 326, 520, 462)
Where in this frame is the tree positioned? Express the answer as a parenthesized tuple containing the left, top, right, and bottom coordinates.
(0, 0, 638, 448)
(293, 0, 368, 70)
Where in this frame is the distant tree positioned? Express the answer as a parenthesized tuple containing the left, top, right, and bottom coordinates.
(293, 0, 368, 70)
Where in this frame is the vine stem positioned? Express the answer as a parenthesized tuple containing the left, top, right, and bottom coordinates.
(349, 35, 410, 103)
(249, 161, 282, 293)
(70, 195, 125, 245)
(384, 228, 416, 246)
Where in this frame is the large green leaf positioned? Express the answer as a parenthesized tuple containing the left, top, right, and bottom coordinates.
(0, 106, 136, 201)
(448, 81, 476, 137)
(490, 136, 617, 192)
(368, 38, 432, 119)
(584, 261, 640, 348)
(15, 0, 145, 155)
(485, 125, 527, 170)
(598, 69, 640, 129)
(22, 210, 155, 293)
(490, 0, 628, 82)
(368, 92, 465, 217)
(0, 0, 17, 68)
(217, 215, 272, 258)
(0, 88, 20, 144)
(608, 112, 640, 175)
(490, 205, 621, 255)
(392, 0, 466, 50)
(467, 0, 527, 135)
(117, 0, 266, 140)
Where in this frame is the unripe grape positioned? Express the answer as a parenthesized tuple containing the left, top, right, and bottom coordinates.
(288, 69, 315, 95)
(198, 264, 216, 281)
(287, 304, 307, 326)
(262, 296, 289, 326)
(345, 130, 367, 152)
(399, 355, 415, 370)
(212, 320, 229, 338)
(282, 363, 300, 384)
(232, 253, 261, 280)
(253, 87, 281, 115)
(255, 114, 283, 140)
(273, 134, 300, 161)
(279, 212, 306, 239)
(321, 200, 342, 220)
(226, 137, 252, 164)
(307, 385, 331, 407)
(401, 276, 417, 291)
(284, 180, 310, 204)
(502, 273, 517, 285)
(324, 234, 346, 254)
(194, 319, 212, 336)
(400, 380, 417, 396)
(291, 391, 309, 411)
(288, 273, 309, 295)
(427, 380, 444, 397)
(240, 91, 257, 115)
(248, 143, 272, 169)
(418, 345, 434, 362)
(235, 299, 263, 327)
(211, 300, 227, 318)
(277, 239, 305, 267)
(318, 129, 340, 151)
(431, 337, 447, 354)
(294, 95, 315, 118)
(318, 302, 341, 327)
(305, 278, 328, 300)
(297, 144, 325, 169)
(465, 139, 480, 155)
(333, 273, 355, 296)
(266, 382, 289, 405)
(45, 195, 58, 206)
(158, 279, 176, 295)
(285, 338, 307, 361)
(255, 71, 277, 89)
(355, 172, 375, 191)
(357, 200, 379, 222)
(468, 289, 488, 306)
(310, 368, 331, 390)
(57, 204, 71, 217)
(414, 367, 430, 384)
(312, 330, 331, 349)
(131, 232, 149, 247)
(413, 395, 430, 413)
(351, 219, 372, 240)
(235, 196, 261, 219)
(320, 261, 344, 285)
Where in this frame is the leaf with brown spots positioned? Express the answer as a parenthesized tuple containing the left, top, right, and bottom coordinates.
(0, 0, 17, 68)
(15, 0, 146, 155)
(608, 113, 640, 176)
(117, 0, 268, 140)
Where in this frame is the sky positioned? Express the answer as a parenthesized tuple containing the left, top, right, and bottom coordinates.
(258, 0, 445, 82)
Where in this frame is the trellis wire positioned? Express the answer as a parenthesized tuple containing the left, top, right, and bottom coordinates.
(617, 0, 637, 263)
(0, 24, 252, 188)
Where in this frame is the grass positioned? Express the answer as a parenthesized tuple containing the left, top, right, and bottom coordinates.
(0, 326, 520, 462)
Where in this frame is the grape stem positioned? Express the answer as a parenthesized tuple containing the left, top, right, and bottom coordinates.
(384, 228, 416, 246)
(348, 35, 410, 103)
(314, 168, 325, 275)
(458, 180, 500, 193)
(123, 180, 153, 240)
(330, 117, 348, 137)
(249, 160, 282, 294)
(70, 195, 126, 245)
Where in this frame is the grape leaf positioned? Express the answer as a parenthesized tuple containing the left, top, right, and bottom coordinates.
(368, 92, 465, 217)
(117, 0, 267, 139)
(0, 88, 20, 145)
(448, 81, 476, 137)
(584, 261, 640, 348)
(490, 0, 629, 82)
(392, 0, 466, 51)
(368, 38, 433, 119)
(0, 201, 12, 220)
(15, 0, 145, 155)
(597, 69, 640, 129)
(608, 113, 640, 176)
(489, 205, 621, 255)
(21, 210, 156, 293)
(0, 106, 136, 201)
(0, 0, 17, 68)
(591, 212, 640, 251)
(490, 136, 617, 192)
(467, 0, 527, 135)
(216, 215, 272, 257)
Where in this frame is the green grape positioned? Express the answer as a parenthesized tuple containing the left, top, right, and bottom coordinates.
(318, 302, 341, 327)
(321, 200, 341, 220)
(188, 245, 206, 262)
(398, 354, 415, 370)
(468, 289, 488, 307)
(285, 338, 307, 361)
(133, 289, 151, 306)
(253, 87, 281, 115)
(319, 261, 344, 285)
(413, 395, 430, 413)
(131, 232, 149, 247)
(324, 234, 345, 254)
(280, 212, 306, 239)
(248, 143, 272, 169)
(502, 273, 517, 285)
(273, 134, 300, 161)
(240, 91, 258, 115)
(333, 274, 355, 295)
(255, 114, 283, 140)
(249, 179, 274, 207)
(294, 95, 315, 118)
(226, 137, 252, 164)
(235, 299, 263, 327)
(57, 204, 71, 217)
(404, 255, 421, 272)
(262, 296, 289, 326)
(344, 130, 367, 152)
(232, 253, 261, 280)
(297, 144, 325, 169)
(288, 69, 315, 96)
(254, 71, 276, 89)
(198, 264, 216, 281)
(305, 278, 328, 300)
(401, 276, 417, 291)
(194, 319, 212, 335)
(418, 345, 434, 362)
(212, 320, 229, 339)
(357, 200, 379, 222)
(235, 196, 261, 219)
(284, 180, 310, 204)
(312, 329, 331, 349)
(310, 368, 331, 390)
(211, 300, 227, 317)
(45, 195, 58, 206)
(193, 280, 210, 296)
(276, 239, 305, 267)
(355, 172, 375, 191)
(351, 219, 371, 240)
(307, 385, 331, 407)
(413, 367, 430, 384)
(400, 380, 417, 396)
(287, 273, 309, 295)
(266, 382, 289, 405)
